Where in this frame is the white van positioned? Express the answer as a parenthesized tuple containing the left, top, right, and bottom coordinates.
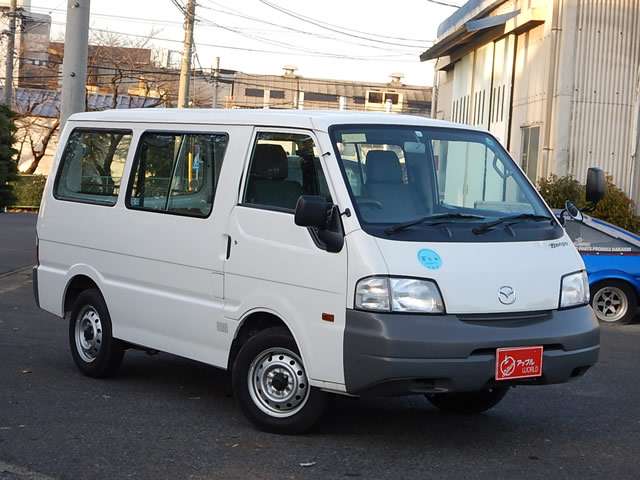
(34, 109, 602, 433)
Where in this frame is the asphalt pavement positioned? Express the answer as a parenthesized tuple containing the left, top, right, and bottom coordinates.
(0, 213, 37, 275)
(1, 212, 640, 480)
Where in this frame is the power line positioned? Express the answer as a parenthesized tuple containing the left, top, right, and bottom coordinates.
(197, 0, 430, 50)
(425, 0, 462, 8)
(206, 0, 433, 44)
(197, 18, 414, 59)
(47, 21, 423, 62)
(256, 0, 433, 47)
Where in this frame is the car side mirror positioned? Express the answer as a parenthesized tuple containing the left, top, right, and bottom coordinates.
(294, 195, 345, 253)
(295, 195, 331, 228)
(564, 200, 583, 222)
(586, 167, 606, 204)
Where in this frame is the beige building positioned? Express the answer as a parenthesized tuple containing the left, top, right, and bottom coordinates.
(422, 0, 640, 202)
(224, 67, 431, 116)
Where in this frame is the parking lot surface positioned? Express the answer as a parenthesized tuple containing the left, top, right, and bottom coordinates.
(1, 213, 640, 480)
(0, 213, 36, 275)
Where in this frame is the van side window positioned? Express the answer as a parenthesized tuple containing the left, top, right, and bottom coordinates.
(127, 132, 228, 218)
(244, 132, 332, 211)
(54, 129, 132, 206)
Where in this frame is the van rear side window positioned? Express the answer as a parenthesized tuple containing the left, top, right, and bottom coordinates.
(54, 129, 132, 206)
(126, 132, 228, 218)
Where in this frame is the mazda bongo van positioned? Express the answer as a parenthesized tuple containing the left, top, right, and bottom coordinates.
(34, 109, 601, 433)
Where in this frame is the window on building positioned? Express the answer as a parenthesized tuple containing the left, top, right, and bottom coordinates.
(127, 132, 228, 217)
(353, 96, 365, 105)
(384, 93, 399, 105)
(243, 132, 331, 211)
(520, 125, 540, 180)
(270, 90, 285, 99)
(367, 91, 383, 104)
(54, 129, 132, 206)
(245, 88, 264, 98)
(303, 92, 338, 102)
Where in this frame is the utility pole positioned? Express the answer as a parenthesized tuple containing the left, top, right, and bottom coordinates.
(2, 0, 17, 107)
(211, 56, 219, 108)
(60, 0, 91, 127)
(178, 0, 196, 108)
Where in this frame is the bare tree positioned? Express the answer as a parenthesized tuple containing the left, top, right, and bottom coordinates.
(15, 92, 60, 174)
(87, 29, 171, 109)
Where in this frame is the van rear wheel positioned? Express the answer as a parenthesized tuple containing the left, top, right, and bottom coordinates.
(425, 387, 509, 414)
(232, 327, 327, 434)
(68, 288, 125, 378)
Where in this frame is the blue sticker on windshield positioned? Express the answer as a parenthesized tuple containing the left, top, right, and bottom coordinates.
(417, 249, 442, 270)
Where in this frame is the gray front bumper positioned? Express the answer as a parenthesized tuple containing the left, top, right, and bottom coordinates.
(344, 306, 599, 395)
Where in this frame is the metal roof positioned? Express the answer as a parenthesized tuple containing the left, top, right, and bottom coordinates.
(2, 87, 163, 118)
(421, 0, 511, 61)
(436, 0, 508, 37)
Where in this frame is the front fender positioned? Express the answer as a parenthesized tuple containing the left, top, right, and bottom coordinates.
(588, 270, 640, 295)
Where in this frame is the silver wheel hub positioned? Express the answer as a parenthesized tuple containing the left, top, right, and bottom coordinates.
(248, 347, 310, 418)
(593, 286, 628, 322)
(74, 306, 103, 362)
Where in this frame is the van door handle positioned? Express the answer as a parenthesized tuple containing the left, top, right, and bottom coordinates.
(225, 235, 232, 260)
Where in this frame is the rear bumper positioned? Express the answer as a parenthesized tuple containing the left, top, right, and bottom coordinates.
(343, 306, 599, 395)
(32, 266, 39, 309)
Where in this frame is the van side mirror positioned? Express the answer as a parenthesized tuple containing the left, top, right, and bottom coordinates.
(295, 195, 345, 253)
(586, 167, 606, 204)
(295, 195, 331, 228)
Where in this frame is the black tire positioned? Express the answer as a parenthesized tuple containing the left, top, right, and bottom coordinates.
(68, 288, 125, 378)
(426, 386, 509, 414)
(591, 280, 637, 324)
(232, 327, 327, 434)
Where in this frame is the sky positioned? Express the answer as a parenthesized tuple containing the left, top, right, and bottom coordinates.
(29, 0, 462, 86)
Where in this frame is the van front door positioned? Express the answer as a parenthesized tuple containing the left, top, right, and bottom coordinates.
(224, 128, 348, 387)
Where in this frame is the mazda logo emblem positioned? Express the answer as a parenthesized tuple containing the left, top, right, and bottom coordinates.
(498, 286, 516, 305)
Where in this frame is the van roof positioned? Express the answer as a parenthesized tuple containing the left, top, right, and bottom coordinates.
(68, 108, 474, 132)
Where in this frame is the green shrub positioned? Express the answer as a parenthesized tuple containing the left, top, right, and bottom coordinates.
(538, 174, 640, 233)
(12, 174, 47, 208)
(0, 106, 18, 209)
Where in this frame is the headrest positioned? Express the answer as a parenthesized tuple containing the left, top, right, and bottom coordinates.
(366, 150, 403, 184)
(252, 144, 288, 180)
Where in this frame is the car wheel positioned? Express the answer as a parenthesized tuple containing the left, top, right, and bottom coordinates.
(426, 387, 509, 414)
(68, 288, 125, 378)
(591, 280, 637, 324)
(232, 327, 327, 434)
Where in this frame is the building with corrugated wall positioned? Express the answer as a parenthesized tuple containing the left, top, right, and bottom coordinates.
(421, 0, 640, 204)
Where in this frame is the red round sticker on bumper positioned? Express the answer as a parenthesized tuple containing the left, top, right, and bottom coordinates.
(495, 346, 544, 381)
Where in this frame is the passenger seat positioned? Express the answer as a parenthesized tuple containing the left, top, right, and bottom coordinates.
(365, 150, 422, 221)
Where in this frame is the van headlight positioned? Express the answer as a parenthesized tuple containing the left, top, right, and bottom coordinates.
(355, 276, 445, 313)
(559, 271, 589, 308)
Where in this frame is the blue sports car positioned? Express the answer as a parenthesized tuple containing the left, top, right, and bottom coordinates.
(562, 214, 640, 324)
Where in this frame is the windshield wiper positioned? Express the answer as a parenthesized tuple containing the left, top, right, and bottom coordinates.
(472, 213, 554, 235)
(385, 213, 486, 235)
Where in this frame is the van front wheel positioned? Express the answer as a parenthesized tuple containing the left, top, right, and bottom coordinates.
(425, 387, 509, 414)
(68, 289, 125, 378)
(232, 327, 327, 434)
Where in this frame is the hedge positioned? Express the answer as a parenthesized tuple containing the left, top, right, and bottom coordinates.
(11, 174, 47, 208)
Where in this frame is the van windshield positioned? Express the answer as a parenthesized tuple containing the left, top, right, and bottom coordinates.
(330, 125, 560, 242)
